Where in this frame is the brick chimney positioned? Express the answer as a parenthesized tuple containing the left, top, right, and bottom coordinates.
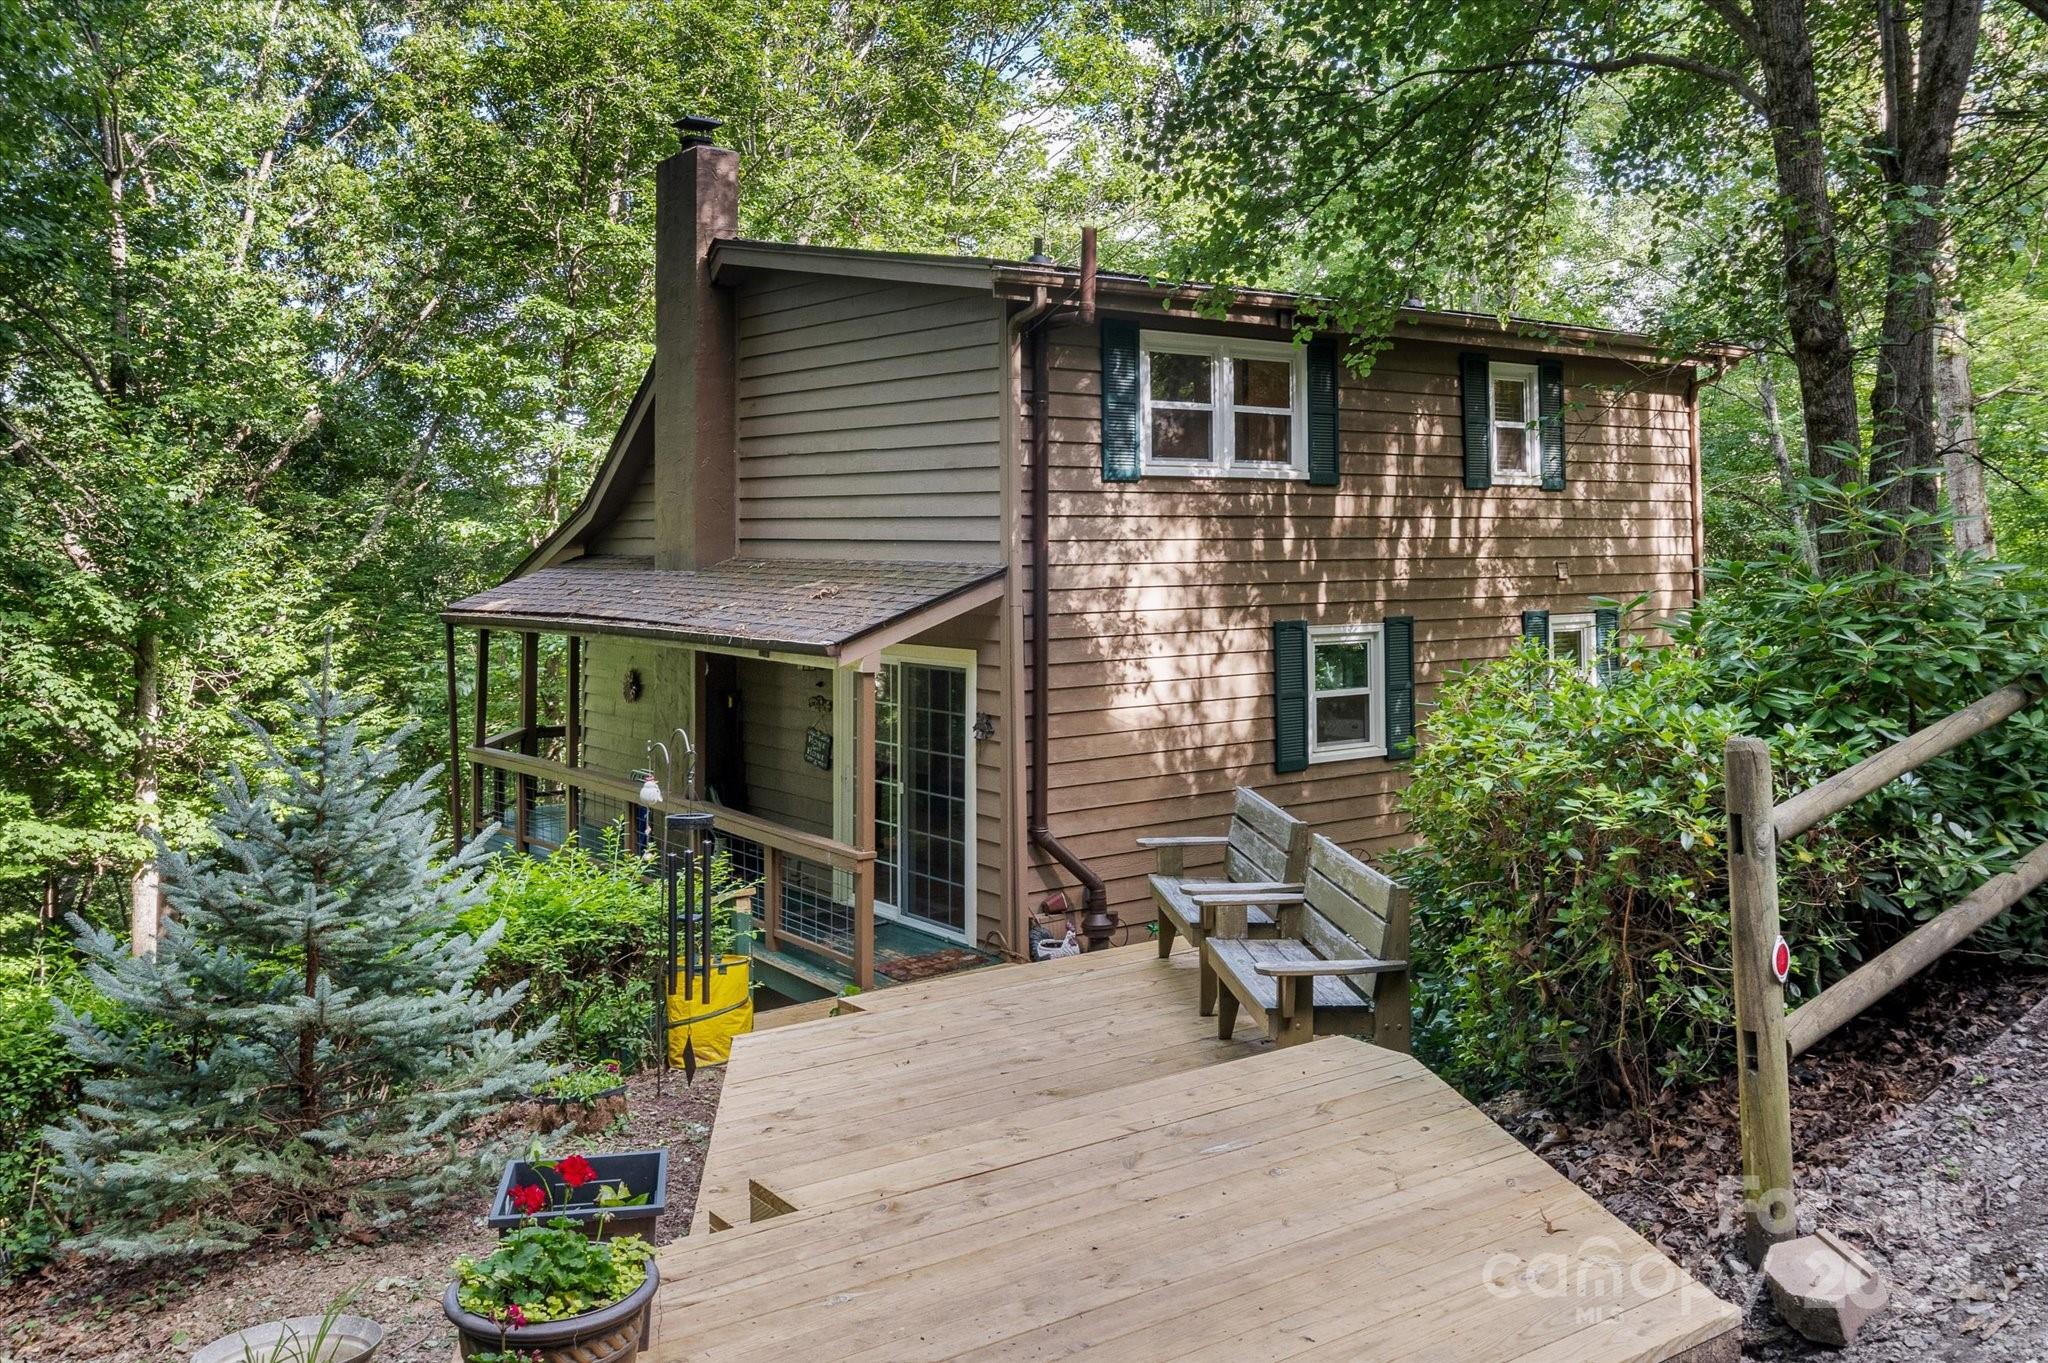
(652, 115, 738, 570)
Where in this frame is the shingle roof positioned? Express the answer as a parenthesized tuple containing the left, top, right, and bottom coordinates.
(441, 556, 1003, 656)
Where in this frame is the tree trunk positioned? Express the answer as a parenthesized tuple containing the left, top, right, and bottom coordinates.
(1936, 306, 1995, 556)
(1752, 0, 1863, 523)
(1866, 0, 1984, 572)
(128, 626, 161, 955)
(1757, 361, 1820, 571)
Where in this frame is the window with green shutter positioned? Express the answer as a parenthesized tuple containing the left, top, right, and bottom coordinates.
(1538, 361, 1567, 491)
(1275, 617, 1416, 766)
(1520, 610, 1550, 646)
(1273, 620, 1309, 773)
(1593, 606, 1621, 679)
(1383, 616, 1415, 760)
(1460, 353, 1491, 490)
(1100, 319, 1142, 482)
(1464, 355, 1569, 492)
(1306, 340, 1339, 486)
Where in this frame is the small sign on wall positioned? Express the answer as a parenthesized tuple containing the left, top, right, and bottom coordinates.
(803, 726, 832, 771)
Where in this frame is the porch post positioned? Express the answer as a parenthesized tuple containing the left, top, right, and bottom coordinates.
(471, 629, 490, 834)
(514, 632, 538, 854)
(853, 666, 878, 991)
(565, 635, 581, 845)
(443, 621, 463, 841)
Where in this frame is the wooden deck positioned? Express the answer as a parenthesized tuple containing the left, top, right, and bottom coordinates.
(651, 943, 1739, 1362)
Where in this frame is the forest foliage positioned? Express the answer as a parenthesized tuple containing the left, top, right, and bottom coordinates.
(1404, 504, 2048, 1105)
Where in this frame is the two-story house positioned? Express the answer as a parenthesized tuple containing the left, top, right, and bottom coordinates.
(441, 116, 1731, 1000)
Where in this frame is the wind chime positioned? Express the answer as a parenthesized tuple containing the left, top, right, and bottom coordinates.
(640, 734, 714, 1091)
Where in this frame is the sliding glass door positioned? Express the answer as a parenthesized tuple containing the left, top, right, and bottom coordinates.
(874, 658, 970, 938)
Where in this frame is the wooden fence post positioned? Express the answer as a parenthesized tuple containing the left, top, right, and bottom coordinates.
(1727, 735, 1796, 1265)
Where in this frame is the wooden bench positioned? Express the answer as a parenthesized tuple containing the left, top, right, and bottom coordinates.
(1206, 834, 1413, 1051)
(1136, 788, 1311, 1017)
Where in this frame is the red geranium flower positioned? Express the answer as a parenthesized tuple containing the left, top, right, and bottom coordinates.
(507, 1182, 547, 1216)
(555, 1154, 597, 1190)
(501, 1301, 528, 1329)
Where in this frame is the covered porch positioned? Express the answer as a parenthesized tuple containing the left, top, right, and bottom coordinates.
(441, 556, 1006, 995)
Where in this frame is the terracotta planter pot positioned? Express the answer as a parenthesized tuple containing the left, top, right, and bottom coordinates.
(444, 1258, 658, 1363)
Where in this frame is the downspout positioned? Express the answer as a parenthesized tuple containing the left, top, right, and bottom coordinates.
(1012, 228, 1115, 949)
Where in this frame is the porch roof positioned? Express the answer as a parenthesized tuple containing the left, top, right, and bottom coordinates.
(441, 555, 1003, 661)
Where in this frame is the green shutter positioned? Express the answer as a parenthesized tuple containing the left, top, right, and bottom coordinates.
(1520, 610, 1550, 648)
(1538, 361, 1566, 491)
(1593, 606, 1620, 680)
(1307, 340, 1339, 486)
(1383, 616, 1416, 760)
(1460, 352, 1492, 490)
(1273, 620, 1309, 774)
(1100, 319, 1141, 482)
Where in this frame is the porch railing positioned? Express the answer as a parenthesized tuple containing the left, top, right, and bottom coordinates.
(465, 741, 877, 989)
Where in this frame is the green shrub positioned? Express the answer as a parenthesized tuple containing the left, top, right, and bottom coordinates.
(0, 927, 91, 1273)
(1402, 507, 2048, 1111)
(1396, 637, 1864, 1106)
(463, 835, 738, 1071)
(1679, 541, 2048, 955)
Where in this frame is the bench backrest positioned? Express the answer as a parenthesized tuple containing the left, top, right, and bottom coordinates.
(1301, 834, 1412, 996)
(1224, 788, 1312, 885)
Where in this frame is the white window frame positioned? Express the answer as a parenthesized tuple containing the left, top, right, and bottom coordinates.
(1307, 623, 1385, 763)
(1138, 332, 1308, 479)
(1488, 361, 1543, 486)
(834, 644, 978, 945)
(1547, 612, 1600, 682)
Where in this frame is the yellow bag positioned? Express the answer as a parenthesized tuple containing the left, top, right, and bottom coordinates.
(666, 954, 753, 1067)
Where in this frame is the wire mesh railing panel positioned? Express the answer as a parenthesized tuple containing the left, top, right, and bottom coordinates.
(779, 854, 853, 955)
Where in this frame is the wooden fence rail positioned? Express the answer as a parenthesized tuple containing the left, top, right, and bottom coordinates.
(1728, 680, 2038, 1265)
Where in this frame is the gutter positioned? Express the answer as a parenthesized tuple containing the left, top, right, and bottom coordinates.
(1010, 228, 1116, 950)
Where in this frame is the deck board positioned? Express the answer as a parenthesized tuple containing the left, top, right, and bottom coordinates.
(689, 942, 1259, 1233)
(654, 943, 1738, 1362)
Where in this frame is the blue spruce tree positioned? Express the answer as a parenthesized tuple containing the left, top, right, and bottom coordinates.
(46, 666, 552, 1259)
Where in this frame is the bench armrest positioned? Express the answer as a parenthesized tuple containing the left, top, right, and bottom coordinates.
(1253, 957, 1409, 978)
(1187, 889, 1306, 906)
(1135, 836, 1230, 849)
(1178, 880, 1302, 895)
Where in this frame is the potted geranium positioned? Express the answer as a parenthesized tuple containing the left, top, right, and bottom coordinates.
(445, 1220, 658, 1362)
(490, 1148, 666, 1241)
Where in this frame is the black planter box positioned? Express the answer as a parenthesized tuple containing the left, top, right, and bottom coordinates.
(489, 1148, 667, 1241)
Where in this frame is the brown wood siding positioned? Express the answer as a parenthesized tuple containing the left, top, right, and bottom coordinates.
(734, 271, 1006, 563)
(1023, 322, 1698, 933)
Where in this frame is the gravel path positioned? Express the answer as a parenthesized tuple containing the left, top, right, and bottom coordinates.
(1739, 994, 2048, 1360)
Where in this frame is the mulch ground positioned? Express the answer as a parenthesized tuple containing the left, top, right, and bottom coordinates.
(0, 1066, 724, 1363)
(1487, 952, 2048, 1360)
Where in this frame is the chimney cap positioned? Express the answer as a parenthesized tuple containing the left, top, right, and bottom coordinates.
(676, 114, 724, 149)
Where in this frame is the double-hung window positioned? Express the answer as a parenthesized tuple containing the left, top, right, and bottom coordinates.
(1488, 361, 1542, 485)
(1546, 613, 1600, 681)
(1139, 333, 1306, 478)
(1308, 624, 1384, 762)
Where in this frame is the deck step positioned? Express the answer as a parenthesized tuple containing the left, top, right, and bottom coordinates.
(745, 941, 849, 1002)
